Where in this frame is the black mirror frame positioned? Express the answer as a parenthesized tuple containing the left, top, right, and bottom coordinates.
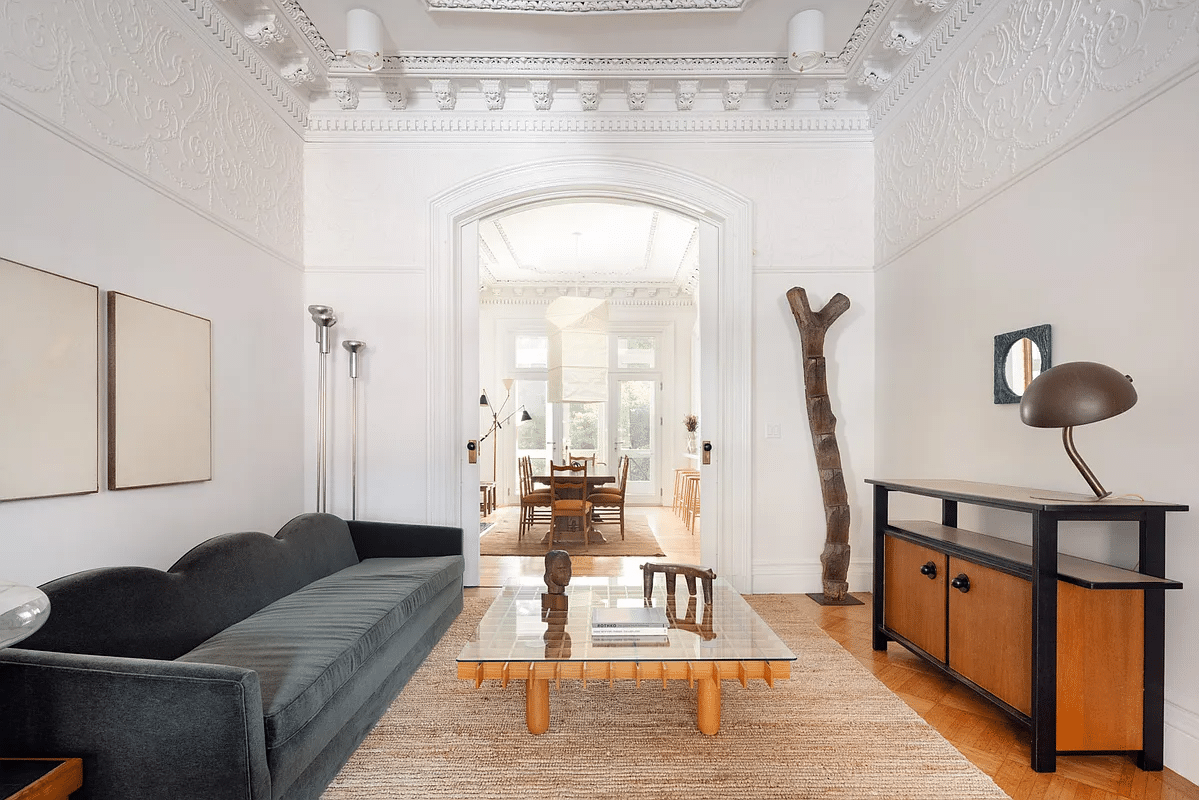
(993, 324, 1052, 404)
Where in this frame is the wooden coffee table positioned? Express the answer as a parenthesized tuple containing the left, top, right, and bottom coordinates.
(457, 578, 795, 735)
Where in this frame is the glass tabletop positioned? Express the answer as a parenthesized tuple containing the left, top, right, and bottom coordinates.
(457, 577, 796, 663)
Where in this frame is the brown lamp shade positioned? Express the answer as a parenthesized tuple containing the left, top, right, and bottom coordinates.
(1020, 361, 1137, 429)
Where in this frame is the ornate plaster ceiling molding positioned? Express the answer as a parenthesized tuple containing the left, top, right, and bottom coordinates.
(835, 0, 892, 66)
(305, 110, 873, 141)
(189, 0, 992, 136)
(866, 0, 984, 126)
(178, 0, 309, 127)
(275, 0, 337, 64)
(876, 0, 1199, 263)
(349, 54, 800, 77)
(427, 0, 745, 10)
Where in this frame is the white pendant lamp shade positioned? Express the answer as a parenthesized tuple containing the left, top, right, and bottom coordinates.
(546, 297, 609, 403)
(0, 580, 50, 649)
(346, 8, 383, 71)
(788, 9, 825, 72)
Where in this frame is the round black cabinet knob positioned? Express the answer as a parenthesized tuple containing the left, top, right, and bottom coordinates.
(919, 561, 938, 579)
(950, 574, 971, 593)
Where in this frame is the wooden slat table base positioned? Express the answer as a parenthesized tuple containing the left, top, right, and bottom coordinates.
(458, 660, 792, 735)
(1, 758, 83, 800)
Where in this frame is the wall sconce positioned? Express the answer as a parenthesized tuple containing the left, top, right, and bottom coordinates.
(788, 9, 825, 73)
(1019, 361, 1138, 499)
(345, 8, 384, 71)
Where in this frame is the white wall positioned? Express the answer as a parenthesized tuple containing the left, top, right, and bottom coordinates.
(0, 104, 306, 586)
(304, 139, 876, 593)
(875, 68, 1199, 783)
(0, 0, 306, 587)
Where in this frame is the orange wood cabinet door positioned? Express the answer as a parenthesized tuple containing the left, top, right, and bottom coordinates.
(1056, 583, 1144, 751)
(947, 557, 1032, 715)
(883, 536, 947, 662)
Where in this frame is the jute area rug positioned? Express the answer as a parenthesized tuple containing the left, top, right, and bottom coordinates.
(479, 507, 666, 557)
(322, 595, 1012, 800)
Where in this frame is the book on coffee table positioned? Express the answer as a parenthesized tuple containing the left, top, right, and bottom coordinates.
(591, 606, 668, 638)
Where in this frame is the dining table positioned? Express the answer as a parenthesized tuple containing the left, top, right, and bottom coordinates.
(531, 474, 616, 544)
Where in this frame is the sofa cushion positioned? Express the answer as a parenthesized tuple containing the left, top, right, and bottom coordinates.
(22, 513, 362, 660)
(176, 556, 462, 751)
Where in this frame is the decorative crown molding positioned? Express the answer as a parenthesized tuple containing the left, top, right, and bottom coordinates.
(177, 0, 308, 127)
(346, 54, 797, 77)
(426, 0, 746, 10)
(867, 0, 985, 126)
(305, 110, 873, 140)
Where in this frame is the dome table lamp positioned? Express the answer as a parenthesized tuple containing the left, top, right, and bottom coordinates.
(1019, 361, 1138, 499)
(0, 580, 50, 650)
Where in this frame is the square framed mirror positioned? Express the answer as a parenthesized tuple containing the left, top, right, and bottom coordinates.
(994, 324, 1051, 404)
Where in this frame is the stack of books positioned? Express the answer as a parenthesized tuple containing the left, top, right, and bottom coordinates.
(590, 606, 670, 645)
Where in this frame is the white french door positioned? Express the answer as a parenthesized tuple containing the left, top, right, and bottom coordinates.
(611, 375, 658, 504)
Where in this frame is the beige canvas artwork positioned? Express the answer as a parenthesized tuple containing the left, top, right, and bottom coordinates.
(108, 292, 211, 490)
(0, 259, 100, 502)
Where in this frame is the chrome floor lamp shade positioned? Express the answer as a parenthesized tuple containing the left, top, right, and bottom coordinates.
(308, 305, 337, 513)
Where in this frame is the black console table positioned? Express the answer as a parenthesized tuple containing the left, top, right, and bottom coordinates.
(868, 478, 1186, 773)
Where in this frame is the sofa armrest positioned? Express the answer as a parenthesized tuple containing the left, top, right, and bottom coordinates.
(347, 519, 464, 559)
(0, 648, 271, 800)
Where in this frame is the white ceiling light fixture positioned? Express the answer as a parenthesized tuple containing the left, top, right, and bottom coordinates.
(345, 8, 384, 72)
(787, 9, 825, 73)
(546, 296, 609, 404)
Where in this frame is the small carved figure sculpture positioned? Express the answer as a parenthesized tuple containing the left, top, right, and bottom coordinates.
(543, 607, 571, 658)
(641, 562, 716, 605)
(544, 550, 572, 594)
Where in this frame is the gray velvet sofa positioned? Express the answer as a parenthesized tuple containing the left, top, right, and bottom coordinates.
(0, 513, 464, 800)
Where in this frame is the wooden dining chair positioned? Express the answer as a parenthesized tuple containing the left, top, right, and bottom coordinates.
(565, 451, 597, 472)
(589, 455, 629, 540)
(518, 456, 551, 540)
(548, 461, 593, 549)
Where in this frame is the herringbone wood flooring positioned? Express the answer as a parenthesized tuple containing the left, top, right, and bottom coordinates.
(472, 505, 1199, 800)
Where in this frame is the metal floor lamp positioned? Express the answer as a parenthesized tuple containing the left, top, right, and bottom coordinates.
(342, 340, 366, 520)
(308, 305, 337, 513)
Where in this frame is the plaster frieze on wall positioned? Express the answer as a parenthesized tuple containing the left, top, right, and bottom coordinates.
(0, 0, 303, 263)
(876, 0, 1199, 263)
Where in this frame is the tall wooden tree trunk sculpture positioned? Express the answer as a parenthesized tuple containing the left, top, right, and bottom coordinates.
(787, 287, 854, 603)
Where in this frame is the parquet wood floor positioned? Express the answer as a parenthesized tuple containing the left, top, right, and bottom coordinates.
(471, 506, 1199, 800)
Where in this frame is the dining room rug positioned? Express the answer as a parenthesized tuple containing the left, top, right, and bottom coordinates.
(479, 506, 666, 557)
(321, 594, 1012, 800)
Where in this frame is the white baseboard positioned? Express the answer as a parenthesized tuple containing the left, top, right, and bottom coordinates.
(1166, 698, 1199, 785)
(751, 559, 873, 595)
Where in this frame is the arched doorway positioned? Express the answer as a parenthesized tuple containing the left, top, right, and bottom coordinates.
(427, 157, 753, 591)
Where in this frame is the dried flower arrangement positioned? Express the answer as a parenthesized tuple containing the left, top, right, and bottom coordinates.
(683, 414, 699, 432)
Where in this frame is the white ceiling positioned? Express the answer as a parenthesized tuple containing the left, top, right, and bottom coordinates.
(479, 201, 699, 295)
